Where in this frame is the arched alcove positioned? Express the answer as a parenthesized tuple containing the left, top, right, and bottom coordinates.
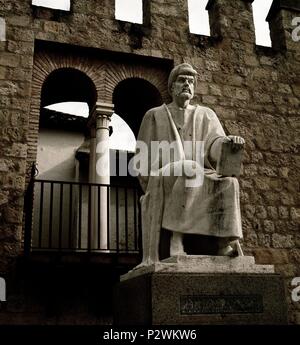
(39, 68, 97, 132)
(113, 77, 163, 137)
(41, 68, 97, 111)
(33, 68, 100, 252)
(37, 68, 97, 181)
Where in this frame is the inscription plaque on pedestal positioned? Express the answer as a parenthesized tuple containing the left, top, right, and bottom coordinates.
(180, 295, 263, 315)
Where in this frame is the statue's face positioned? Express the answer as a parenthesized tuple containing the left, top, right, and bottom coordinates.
(171, 74, 195, 101)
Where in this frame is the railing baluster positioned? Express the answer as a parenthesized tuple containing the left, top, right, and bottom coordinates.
(78, 184, 82, 250)
(58, 183, 63, 251)
(116, 186, 119, 253)
(98, 185, 100, 250)
(133, 188, 138, 251)
(88, 184, 92, 252)
(69, 183, 73, 249)
(24, 171, 35, 256)
(124, 187, 128, 252)
(38, 181, 44, 248)
(107, 185, 110, 251)
(48, 182, 54, 249)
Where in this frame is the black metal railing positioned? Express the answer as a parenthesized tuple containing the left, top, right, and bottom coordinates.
(24, 179, 142, 254)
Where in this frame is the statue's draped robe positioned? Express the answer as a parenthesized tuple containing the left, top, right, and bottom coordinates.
(136, 104, 242, 261)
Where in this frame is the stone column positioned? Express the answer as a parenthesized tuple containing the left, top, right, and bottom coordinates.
(89, 126, 97, 183)
(89, 126, 97, 249)
(95, 102, 114, 250)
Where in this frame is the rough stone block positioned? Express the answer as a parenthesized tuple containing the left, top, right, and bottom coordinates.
(272, 233, 294, 249)
(0, 53, 19, 67)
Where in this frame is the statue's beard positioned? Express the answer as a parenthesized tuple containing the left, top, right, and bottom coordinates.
(174, 90, 193, 99)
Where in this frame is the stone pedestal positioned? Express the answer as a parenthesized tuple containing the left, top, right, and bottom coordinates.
(113, 256, 288, 325)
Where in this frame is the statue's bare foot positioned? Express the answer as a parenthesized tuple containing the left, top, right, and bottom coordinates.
(132, 259, 155, 270)
(231, 240, 244, 256)
(218, 239, 243, 257)
(218, 237, 244, 257)
(170, 249, 187, 256)
(170, 232, 186, 256)
(217, 245, 237, 256)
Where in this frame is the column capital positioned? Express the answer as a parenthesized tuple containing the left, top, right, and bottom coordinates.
(95, 102, 114, 118)
(88, 102, 114, 129)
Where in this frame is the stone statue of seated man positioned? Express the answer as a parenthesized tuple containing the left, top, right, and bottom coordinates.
(134, 63, 245, 267)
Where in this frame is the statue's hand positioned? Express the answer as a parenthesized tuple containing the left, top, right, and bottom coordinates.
(224, 135, 245, 152)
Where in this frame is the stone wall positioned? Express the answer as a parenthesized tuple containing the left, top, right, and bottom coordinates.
(0, 0, 299, 323)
